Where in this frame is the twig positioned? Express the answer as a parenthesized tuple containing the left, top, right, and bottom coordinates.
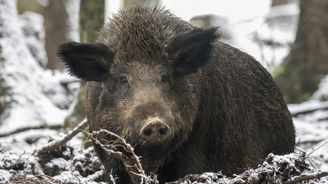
(90, 129, 158, 184)
(290, 102, 328, 117)
(307, 138, 328, 155)
(0, 124, 62, 138)
(283, 172, 328, 184)
(34, 119, 88, 155)
(109, 170, 117, 184)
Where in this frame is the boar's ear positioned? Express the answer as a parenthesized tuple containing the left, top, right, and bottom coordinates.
(167, 27, 219, 75)
(57, 42, 114, 82)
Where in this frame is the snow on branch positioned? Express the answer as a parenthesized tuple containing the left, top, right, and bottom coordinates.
(284, 172, 328, 184)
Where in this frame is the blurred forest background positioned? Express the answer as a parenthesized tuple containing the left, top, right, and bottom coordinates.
(0, 0, 327, 183)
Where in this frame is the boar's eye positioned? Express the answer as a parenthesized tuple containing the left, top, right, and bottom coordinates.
(119, 74, 129, 85)
(160, 74, 170, 83)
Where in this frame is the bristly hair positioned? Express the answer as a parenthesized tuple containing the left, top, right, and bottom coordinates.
(97, 6, 193, 63)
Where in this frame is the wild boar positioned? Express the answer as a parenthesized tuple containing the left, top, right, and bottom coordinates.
(58, 6, 295, 184)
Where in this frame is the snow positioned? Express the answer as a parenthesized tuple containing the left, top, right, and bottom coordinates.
(171, 153, 328, 183)
(0, 170, 11, 182)
(0, 0, 76, 133)
(19, 11, 47, 67)
(288, 76, 328, 171)
(0, 137, 105, 183)
(45, 158, 69, 171)
(313, 76, 328, 101)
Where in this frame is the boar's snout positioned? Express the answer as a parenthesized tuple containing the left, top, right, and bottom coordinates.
(140, 118, 171, 145)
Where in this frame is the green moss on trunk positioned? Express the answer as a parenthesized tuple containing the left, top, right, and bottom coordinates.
(274, 0, 328, 103)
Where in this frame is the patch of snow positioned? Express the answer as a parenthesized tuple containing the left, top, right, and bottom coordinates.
(0, 136, 104, 183)
(0, 170, 11, 182)
(46, 157, 69, 171)
(289, 101, 328, 115)
(313, 76, 328, 101)
(19, 11, 47, 67)
(290, 75, 328, 171)
(267, 3, 300, 18)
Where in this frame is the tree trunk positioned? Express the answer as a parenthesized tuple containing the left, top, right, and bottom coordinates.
(80, 0, 105, 42)
(65, 0, 105, 128)
(275, 0, 328, 103)
(45, 0, 80, 70)
(45, 0, 68, 70)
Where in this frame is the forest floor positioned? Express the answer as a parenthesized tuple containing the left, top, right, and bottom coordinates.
(0, 93, 328, 183)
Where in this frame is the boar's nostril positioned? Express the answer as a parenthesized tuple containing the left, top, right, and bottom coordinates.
(143, 128, 152, 136)
(140, 121, 171, 144)
(159, 127, 168, 135)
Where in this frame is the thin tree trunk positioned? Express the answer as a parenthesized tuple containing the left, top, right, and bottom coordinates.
(45, 0, 68, 70)
(80, 0, 105, 43)
(45, 0, 80, 70)
(275, 0, 328, 103)
(64, 0, 105, 128)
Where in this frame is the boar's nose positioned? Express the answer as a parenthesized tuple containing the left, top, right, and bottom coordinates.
(140, 120, 171, 144)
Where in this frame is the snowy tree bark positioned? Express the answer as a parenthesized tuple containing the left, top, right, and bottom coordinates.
(0, 0, 68, 130)
(275, 0, 328, 103)
(45, 0, 80, 70)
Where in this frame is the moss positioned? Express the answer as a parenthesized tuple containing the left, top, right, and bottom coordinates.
(296, 93, 311, 103)
(64, 82, 87, 128)
(272, 62, 286, 79)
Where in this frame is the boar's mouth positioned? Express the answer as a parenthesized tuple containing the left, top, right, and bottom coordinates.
(129, 136, 179, 173)
(128, 135, 179, 160)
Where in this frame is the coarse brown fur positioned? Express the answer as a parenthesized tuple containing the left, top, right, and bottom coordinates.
(58, 6, 295, 184)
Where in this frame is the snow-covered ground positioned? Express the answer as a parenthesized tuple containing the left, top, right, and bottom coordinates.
(0, 0, 327, 183)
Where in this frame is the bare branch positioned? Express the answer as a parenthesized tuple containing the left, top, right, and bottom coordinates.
(90, 129, 158, 184)
(307, 138, 328, 155)
(290, 102, 328, 117)
(34, 119, 88, 156)
(0, 124, 62, 138)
